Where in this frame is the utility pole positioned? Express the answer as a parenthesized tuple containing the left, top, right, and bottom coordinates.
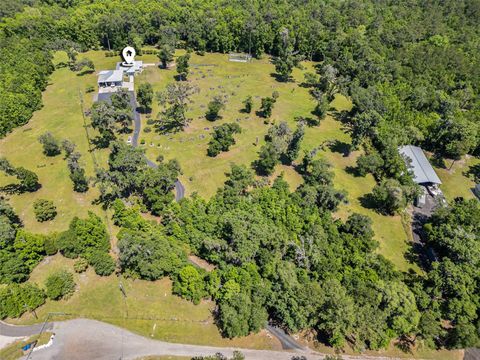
(25, 312, 67, 360)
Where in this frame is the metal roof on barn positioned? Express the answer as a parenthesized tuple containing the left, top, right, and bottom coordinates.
(399, 145, 442, 185)
(97, 70, 123, 83)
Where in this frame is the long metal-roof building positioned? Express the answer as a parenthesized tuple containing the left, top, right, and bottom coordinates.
(398, 145, 442, 185)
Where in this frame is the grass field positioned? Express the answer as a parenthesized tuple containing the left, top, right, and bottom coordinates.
(433, 155, 479, 201)
(135, 52, 415, 271)
(10, 255, 280, 350)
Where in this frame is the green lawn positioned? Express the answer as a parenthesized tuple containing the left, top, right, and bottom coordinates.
(433, 155, 479, 201)
(10, 255, 281, 350)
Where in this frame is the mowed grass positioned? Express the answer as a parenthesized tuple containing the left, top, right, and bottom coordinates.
(433, 155, 480, 201)
(10, 255, 281, 350)
(135, 52, 415, 271)
(0, 50, 161, 234)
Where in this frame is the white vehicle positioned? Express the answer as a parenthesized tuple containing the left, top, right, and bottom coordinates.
(126, 136, 132, 144)
(427, 184, 442, 197)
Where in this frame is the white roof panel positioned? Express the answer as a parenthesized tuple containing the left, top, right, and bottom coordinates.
(98, 70, 123, 83)
(399, 145, 442, 184)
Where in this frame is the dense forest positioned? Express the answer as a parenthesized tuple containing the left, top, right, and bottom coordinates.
(1, 0, 479, 157)
(0, 0, 479, 353)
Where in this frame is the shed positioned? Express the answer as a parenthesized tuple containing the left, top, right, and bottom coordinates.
(398, 145, 442, 185)
(98, 70, 124, 87)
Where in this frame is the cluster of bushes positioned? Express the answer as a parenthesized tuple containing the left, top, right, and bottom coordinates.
(97, 141, 181, 215)
(36, 133, 89, 193)
(0, 269, 76, 319)
(56, 212, 115, 276)
(253, 122, 304, 175)
(0, 157, 40, 193)
(207, 123, 241, 157)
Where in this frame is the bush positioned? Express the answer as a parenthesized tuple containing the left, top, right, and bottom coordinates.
(73, 258, 88, 273)
(87, 251, 115, 276)
(143, 126, 152, 133)
(45, 270, 75, 300)
(33, 199, 57, 222)
(206, 96, 226, 121)
(207, 123, 241, 157)
(38, 132, 61, 157)
(44, 235, 58, 255)
(173, 265, 206, 305)
(0, 283, 45, 319)
(86, 85, 95, 93)
(56, 229, 82, 258)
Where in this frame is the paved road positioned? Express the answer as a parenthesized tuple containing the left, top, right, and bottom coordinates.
(0, 321, 53, 337)
(464, 348, 480, 360)
(6, 318, 409, 360)
(266, 325, 306, 351)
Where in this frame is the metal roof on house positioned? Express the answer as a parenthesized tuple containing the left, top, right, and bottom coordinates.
(399, 145, 442, 184)
(116, 61, 143, 74)
(98, 70, 123, 83)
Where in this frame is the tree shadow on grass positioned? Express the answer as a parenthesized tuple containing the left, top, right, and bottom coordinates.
(430, 153, 447, 169)
(269, 72, 291, 82)
(464, 163, 480, 183)
(76, 69, 95, 77)
(327, 139, 351, 157)
(345, 165, 362, 177)
(358, 193, 377, 210)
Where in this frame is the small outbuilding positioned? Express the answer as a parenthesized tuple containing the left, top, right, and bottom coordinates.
(97, 70, 124, 88)
(398, 145, 442, 185)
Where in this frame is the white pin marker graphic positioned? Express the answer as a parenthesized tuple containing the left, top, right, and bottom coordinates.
(122, 46, 136, 64)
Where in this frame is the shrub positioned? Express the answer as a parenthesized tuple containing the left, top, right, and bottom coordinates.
(140, 139, 146, 145)
(173, 265, 206, 305)
(85, 85, 95, 93)
(33, 199, 57, 222)
(206, 96, 226, 121)
(45, 270, 75, 300)
(56, 229, 82, 258)
(38, 132, 61, 156)
(143, 126, 152, 133)
(0, 283, 45, 319)
(87, 251, 115, 276)
(44, 235, 58, 255)
(73, 258, 88, 273)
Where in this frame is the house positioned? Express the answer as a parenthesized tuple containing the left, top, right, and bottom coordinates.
(97, 70, 124, 88)
(398, 145, 442, 186)
(116, 61, 143, 76)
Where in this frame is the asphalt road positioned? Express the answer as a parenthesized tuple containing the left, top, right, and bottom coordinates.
(0, 321, 53, 337)
(4, 318, 409, 360)
(266, 325, 306, 351)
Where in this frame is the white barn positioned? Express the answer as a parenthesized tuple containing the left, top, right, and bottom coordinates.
(398, 145, 442, 185)
(97, 70, 124, 88)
